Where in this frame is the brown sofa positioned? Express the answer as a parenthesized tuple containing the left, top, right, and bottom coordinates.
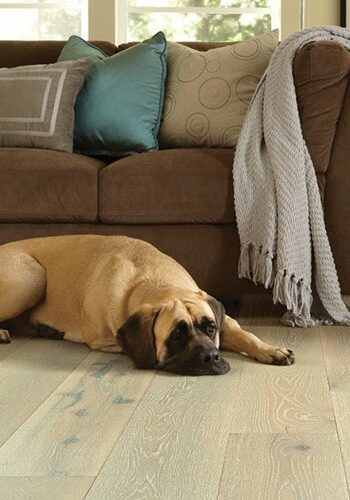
(0, 39, 349, 305)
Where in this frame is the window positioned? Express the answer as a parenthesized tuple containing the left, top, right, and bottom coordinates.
(0, 0, 88, 40)
(117, 0, 280, 43)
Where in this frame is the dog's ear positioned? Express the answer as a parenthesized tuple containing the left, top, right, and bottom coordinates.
(207, 295, 226, 332)
(117, 305, 159, 369)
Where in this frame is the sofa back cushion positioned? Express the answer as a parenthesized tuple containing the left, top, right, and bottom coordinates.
(0, 40, 116, 68)
(0, 40, 226, 70)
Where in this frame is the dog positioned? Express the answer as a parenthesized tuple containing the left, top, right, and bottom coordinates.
(0, 235, 294, 375)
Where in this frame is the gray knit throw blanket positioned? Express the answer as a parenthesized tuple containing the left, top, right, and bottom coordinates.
(233, 26, 350, 327)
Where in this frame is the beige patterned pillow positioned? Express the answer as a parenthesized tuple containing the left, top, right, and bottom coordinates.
(159, 31, 278, 148)
(0, 58, 91, 152)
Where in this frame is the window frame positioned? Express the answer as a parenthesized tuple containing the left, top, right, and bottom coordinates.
(0, 0, 300, 43)
(116, 0, 281, 43)
(0, 0, 89, 40)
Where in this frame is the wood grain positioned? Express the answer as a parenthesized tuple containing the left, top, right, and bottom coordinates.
(0, 477, 94, 499)
(321, 326, 350, 488)
(218, 433, 348, 499)
(0, 351, 154, 477)
(85, 363, 242, 500)
(0, 339, 90, 447)
(227, 294, 336, 433)
(0, 293, 348, 499)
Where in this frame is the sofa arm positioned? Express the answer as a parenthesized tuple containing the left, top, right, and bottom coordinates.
(294, 41, 350, 174)
(295, 41, 350, 294)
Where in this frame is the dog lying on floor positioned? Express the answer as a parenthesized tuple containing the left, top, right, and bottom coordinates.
(0, 235, 294, 375)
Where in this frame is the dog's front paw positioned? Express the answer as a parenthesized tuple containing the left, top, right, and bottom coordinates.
(255, 346, 295, 366)
(0, 329, 11, 344)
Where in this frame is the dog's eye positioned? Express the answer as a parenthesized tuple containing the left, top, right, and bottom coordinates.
(171, 329, 182, 342)
(206, 324, 216, 337)
(166, 321, 189, 357)
(199, 317, 217, 338)
(170, 321, 188, 343)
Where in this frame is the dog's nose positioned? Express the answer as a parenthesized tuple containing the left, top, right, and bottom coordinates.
(199, 348, 221, 367)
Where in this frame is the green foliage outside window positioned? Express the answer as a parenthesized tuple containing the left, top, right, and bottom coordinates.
(129, 0, 272, 42)
(39, 9, 81, 39)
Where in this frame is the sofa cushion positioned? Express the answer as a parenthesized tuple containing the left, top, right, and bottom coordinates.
(99, 148, 326, 225)
(99, 148, 236, 224)
(0, 148, 105, 222)
(0, 40, 116, 68)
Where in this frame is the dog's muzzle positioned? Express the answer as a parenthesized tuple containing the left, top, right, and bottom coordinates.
(198, 348, 230, 374)
(160, 346, 231, 376)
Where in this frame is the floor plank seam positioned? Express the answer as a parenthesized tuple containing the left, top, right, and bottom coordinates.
(0, 346, 92, 453)
(215, 433, 232, 500)
(0, 475, 96, 478)
(319, 331, 350, 499)
(82, 371, 157, 499)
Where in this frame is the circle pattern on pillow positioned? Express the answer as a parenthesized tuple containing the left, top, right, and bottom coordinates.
(199, 78, 231, 109)
(221, 125, 243, 147)
(231, 38, 262, 60)
(162, 81, 185, 121)
(186, 113, 210, 138)
(159, 30, 279, 148)
(177, 53, 206, 82)
(236, 75, 260, 104)
(206, 59, 221, 73)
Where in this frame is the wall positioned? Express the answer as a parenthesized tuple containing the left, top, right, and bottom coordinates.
(306, 0, 339, 27)
(88, 0, 115, 42)
(282, 0, 340, 38)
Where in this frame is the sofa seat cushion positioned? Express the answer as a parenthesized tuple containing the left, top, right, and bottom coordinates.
(0, 148, 105, 222)
(99, 148, 236, 224)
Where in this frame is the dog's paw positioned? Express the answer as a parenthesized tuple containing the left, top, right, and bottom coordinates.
(0, 329, 11, 344)
(270, 348, 295, 366)
(255, 347, 295, 366)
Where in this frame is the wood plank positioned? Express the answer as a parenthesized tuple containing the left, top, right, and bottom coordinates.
(227, 322, 335, 433)
(218, 433, 348, 499)
(85, 363, 242, 500)
(225, 293, 336, 433)
(0, 352, 154, 477)
(0, 477, 94, 500)
(0, 339, 90, 447)
(321, 326, 350, 488)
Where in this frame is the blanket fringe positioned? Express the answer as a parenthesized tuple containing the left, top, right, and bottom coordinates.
(238, 244, 328, 327)
(239, 244, 275, 289)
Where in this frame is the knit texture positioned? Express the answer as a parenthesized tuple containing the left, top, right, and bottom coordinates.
(233, 26, 350, 327)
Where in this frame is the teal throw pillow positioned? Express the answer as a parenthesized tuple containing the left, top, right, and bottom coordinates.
(58, 32, 167, 157)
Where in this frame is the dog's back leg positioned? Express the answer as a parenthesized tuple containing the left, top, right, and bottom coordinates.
(0, 250, 46, 343)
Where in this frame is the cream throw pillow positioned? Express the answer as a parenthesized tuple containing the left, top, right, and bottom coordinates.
(159, 30, 278, 148)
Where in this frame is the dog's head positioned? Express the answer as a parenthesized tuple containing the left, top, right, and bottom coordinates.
(116, 291, 230, 375)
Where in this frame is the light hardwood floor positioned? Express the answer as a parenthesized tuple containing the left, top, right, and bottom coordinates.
(0, 294, 349, 499)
